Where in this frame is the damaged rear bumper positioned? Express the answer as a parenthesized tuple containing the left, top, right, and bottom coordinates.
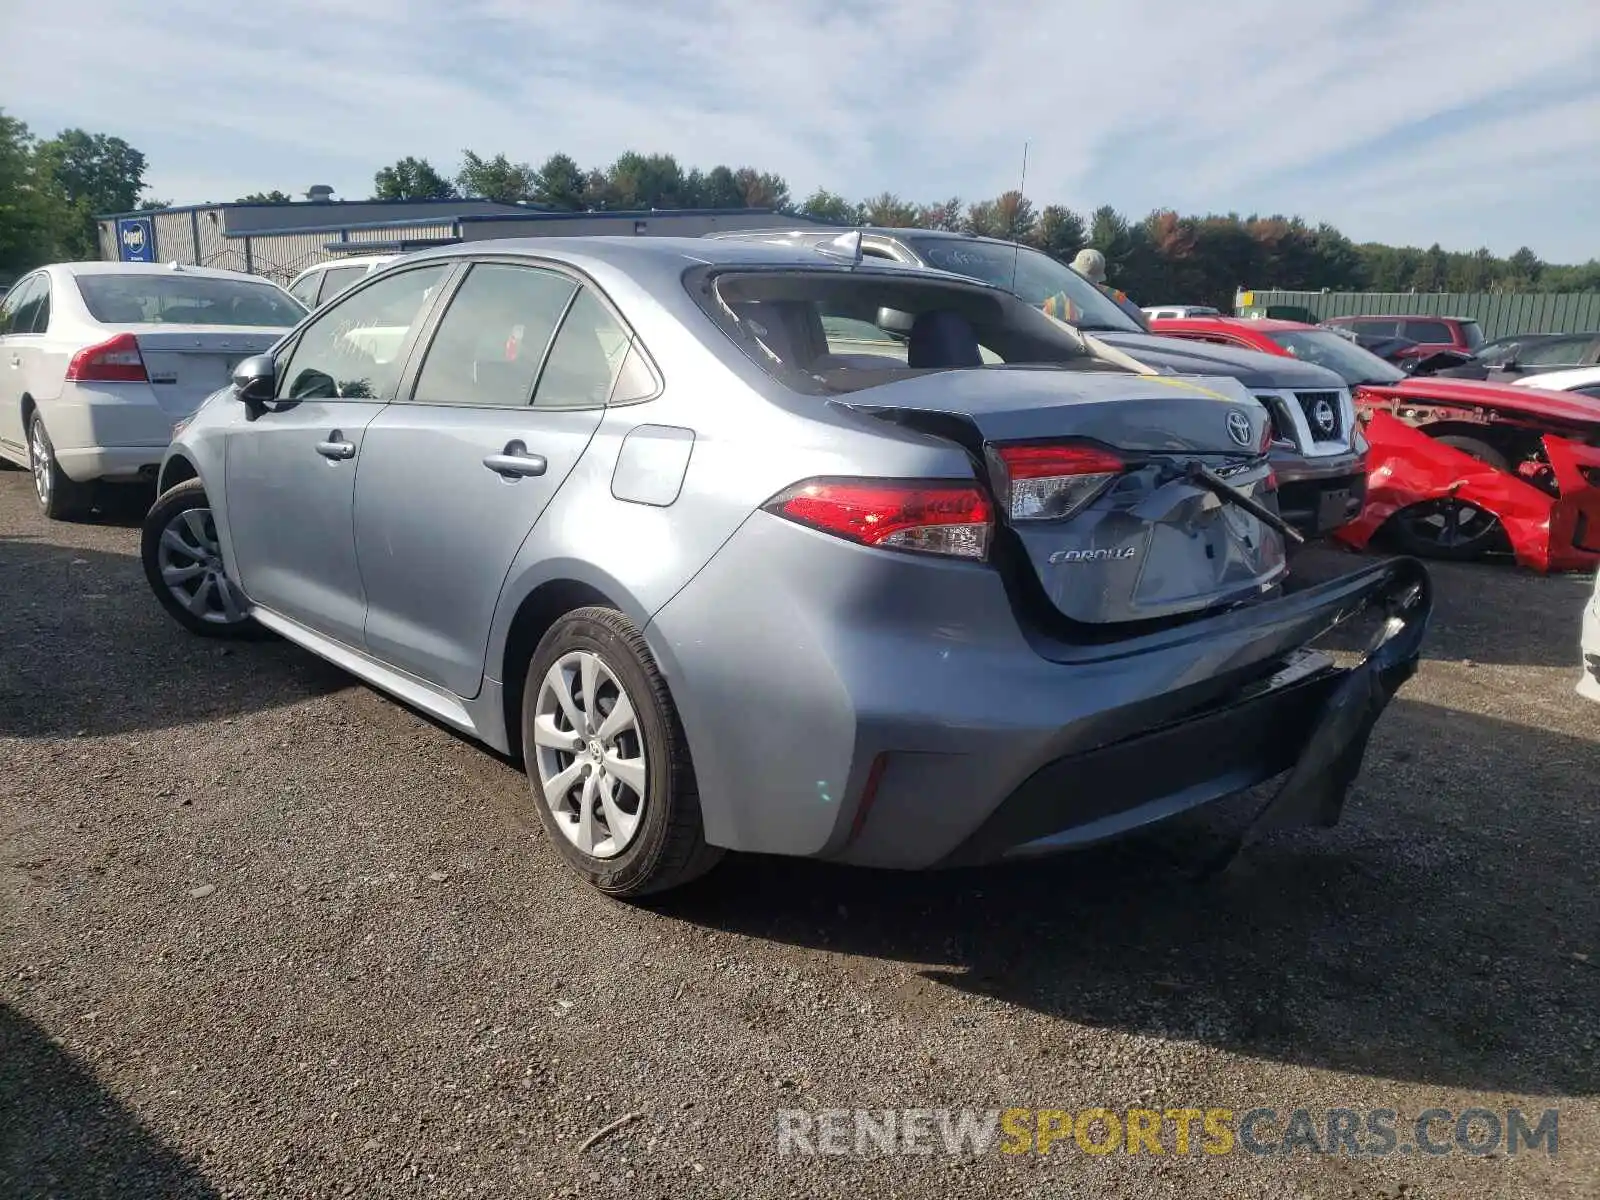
(935, 556, 1432, 868)
(1336, 410, 1600, 572)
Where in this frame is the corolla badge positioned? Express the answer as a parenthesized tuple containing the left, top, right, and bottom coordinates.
(1049, 546, 1138, 564)
(1226, 410, 1253, 447)
(1312, 397, 1337, 435)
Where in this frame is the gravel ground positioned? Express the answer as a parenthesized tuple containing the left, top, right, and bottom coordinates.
(2, 470, 1597, 1199)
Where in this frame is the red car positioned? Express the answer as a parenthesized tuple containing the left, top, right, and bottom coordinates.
(1322, 314, 1484, 361)
(1151, 317, 1600, 572)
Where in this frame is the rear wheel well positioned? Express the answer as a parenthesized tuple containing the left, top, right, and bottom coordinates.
(158, 455, 199, 495)
(500, 579, 617, 761)
(20, 394, 35, 433)
(1416, 420, 1535, 466)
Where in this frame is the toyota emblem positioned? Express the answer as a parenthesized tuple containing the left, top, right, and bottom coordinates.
(1312, 398, 1337, 435)
(1226, 410, 1253, 448)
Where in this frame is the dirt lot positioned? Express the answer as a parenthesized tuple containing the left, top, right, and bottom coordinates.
(2, 470, 1597, 1199)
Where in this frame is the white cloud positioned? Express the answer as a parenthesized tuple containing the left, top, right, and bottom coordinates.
(9, 0, 1600, 260)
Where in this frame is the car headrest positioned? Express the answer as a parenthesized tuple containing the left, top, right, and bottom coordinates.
(908, 309, 983, 369)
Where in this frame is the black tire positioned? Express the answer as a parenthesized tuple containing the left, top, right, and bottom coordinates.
(521, 606, 722, 898)
(27, 414, 94, 520)
(1385, 497, 1505, 561)
(1435, 434, 1511, 472)
(141, 479, 263, 639)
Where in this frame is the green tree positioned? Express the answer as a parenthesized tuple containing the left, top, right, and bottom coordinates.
(0, 112, 59, 276)
(697, 166, 746, 209)
(917, 197, 963, 232)
(798, 188, 857, 224)
(1033, 205, 1085, 260)
(455, 150, 535, 203)
(991, 190, 1036, 244)
(372, 157, 457, 201)
(237, 190, 294, 203)
(1507, 246, 1543, 286)
(733, 167, 790, 210)
(860, 192, 920, 227)
(33, 128, 150, 259)
(531, 153, 586, 211)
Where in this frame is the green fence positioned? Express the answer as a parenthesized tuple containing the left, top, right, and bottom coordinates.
(1233, 290, 1600, 342)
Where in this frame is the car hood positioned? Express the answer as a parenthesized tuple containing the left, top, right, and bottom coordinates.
(1097, 332, 1347, 390)
(1361, 376, 1600, 428)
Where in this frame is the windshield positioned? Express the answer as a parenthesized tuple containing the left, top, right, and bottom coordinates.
(902, 237, 1142, 333)
(76, 273, 307, 328)
(690, 267, 1097, 395)
(1265, 329, 1406, 385)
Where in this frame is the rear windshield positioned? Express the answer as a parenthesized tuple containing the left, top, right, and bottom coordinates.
(76, 273, 307, 328)
(689, 267, 1098, 395)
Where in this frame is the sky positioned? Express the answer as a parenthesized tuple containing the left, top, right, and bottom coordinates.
(6, 0, 1599, 263)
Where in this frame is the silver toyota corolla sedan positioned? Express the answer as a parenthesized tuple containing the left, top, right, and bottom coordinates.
(141, 236, 1431, 896)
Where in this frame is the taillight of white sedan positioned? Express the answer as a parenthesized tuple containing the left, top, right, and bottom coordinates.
(0, 261, 305, 519)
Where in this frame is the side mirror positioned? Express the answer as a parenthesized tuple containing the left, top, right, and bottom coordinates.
(232, 354, 276, 406)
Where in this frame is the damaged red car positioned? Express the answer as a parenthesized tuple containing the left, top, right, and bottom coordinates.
(1151, 317, 1600, 572)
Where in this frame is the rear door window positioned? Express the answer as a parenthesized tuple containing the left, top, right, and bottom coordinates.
(8, 277, 47, 334)
(411, 262, 575, 408)
(0, 276, 41, 336)
(532, 288, 634, 408)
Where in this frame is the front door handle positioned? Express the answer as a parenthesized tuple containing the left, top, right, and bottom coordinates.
(8, 355, 19, 368)
(315, 431, 356, 461)
(482, 440, 547, 479)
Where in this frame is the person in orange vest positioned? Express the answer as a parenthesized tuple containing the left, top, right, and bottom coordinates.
(1039, 248, 1150, 330)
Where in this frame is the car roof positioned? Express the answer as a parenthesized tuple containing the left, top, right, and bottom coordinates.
(707, 225, 1050, 253)
(304, 255, 396, 271)
(51, 261, 283, 284)
(1326, 313, 1476, 323)
(400, 234, 954, 276)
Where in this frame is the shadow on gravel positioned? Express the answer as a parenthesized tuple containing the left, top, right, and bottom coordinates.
(658, 698, 1600, 1099)
(0, 1005, 217, 1199)
(0, 537, 348, 738)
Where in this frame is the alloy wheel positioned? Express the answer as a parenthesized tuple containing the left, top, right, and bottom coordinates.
(1394, 498, 1501, 553)
(29, 422, 50, 507)
(155, 507, 247, 625)
(532, 649, 647, 859)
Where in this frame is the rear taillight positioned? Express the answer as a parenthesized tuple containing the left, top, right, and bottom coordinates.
(763, 478, 993, 560)
(987, 443, 1125, 522)
(66, 333, 147, 383)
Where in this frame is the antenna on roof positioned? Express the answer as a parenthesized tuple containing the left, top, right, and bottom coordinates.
(816, 229, 864, 267)
(1009, 140, 1029, 296)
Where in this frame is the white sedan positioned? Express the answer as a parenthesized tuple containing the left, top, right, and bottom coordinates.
(1511, 363, 1600, 400)
(0, 262, 306, 519)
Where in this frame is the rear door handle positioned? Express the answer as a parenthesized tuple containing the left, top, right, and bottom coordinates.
(8, 355, 19, 368)
(482, 440, 547, 479)
(315, 431, 356, 461)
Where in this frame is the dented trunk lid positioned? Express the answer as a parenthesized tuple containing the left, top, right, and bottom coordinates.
(838, 367, 1288, 624)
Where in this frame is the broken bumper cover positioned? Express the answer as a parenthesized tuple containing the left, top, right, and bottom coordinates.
(938, 556, 1432, 868)
(1336, 410, 1600, 573)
